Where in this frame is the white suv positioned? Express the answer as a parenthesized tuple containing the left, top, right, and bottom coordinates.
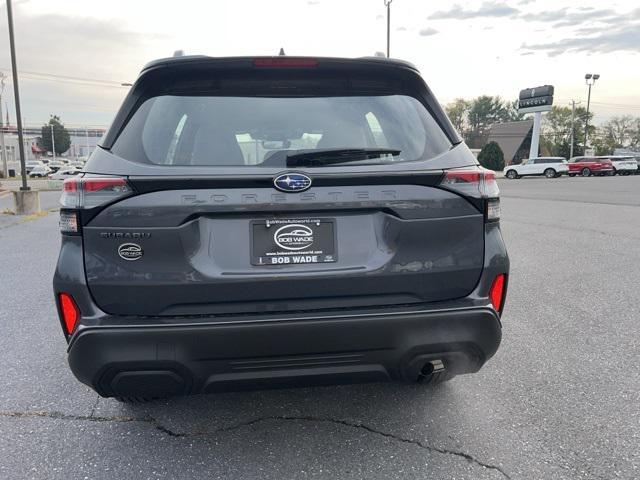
(504, 157, 569, 179)
(608, 156, 639, 175)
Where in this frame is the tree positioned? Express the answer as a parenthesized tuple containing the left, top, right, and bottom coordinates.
(478, 141, 504, 171)
(40, 115, 71, 155)
(601, 115, 634, 147)
(541, 106, 593, 157)
(465, 96, 522, 147)
(505, 99, 525, 122)
(467, 96, 504, 137)
(629, 118, 640, 149)
(591, 135, 617, 156)
(445, 98, 469, 135)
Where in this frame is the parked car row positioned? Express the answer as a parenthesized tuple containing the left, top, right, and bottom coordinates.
(504, 156, 640, 179)
(25, 158, 86, 173)
(25, 158, 86, 176)
(26, 163, 83, 179)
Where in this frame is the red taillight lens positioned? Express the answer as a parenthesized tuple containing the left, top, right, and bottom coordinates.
(61, 176, 132, 209)
(63, 178, 79, 192)
(253, 57, 318, 68)
(82, 178, 128, 192)
(440, 168, 499, 199)
(59, 293, 80, 335)
(440, 167, 500, 221)
(489, 274, 506, 312)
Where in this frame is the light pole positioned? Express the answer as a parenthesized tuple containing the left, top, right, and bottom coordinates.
(50, 124, 56, 161)
(85, 127, 90, 158)
(0, 72, 7, 178)
(569, 100, 580, 159)
(5, 0, 29, 190)
(584, 73, 599, 149)
(384, 0, 393, 58)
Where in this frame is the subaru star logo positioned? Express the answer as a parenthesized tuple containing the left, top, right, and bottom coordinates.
(274, 173, 312, 193)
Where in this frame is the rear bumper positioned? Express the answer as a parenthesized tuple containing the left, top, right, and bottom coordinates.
(68, 306, 502, 398)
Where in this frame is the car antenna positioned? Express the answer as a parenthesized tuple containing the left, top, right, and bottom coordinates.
(279, 48, 286, 56)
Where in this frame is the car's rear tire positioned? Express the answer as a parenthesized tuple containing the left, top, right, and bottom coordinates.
(505, 169, 518, 179)
(544, 168, 556, 178)
(581, 167, 591, 177)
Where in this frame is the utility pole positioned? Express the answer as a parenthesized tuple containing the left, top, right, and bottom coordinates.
(0, 72, 7, 178)
(569, 100, 580, 159)
(5, 0, 29, 190)
(384, 0, 392, 57)
(584, 73, 599, 149)
(50, 124, 56, 161)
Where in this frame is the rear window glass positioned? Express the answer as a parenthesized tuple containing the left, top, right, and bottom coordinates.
(111, 94, 451, 167)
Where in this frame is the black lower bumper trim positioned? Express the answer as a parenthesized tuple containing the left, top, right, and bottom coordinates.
(67, 307, 501, 398)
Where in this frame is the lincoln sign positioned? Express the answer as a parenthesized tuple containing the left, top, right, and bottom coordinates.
(518, 85, 554, 114)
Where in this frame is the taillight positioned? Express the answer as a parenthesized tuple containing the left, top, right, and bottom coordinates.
(61, 176, 131, 208)
(60, 176, 132, 234)
(58, 292, 80, 335)
(440, 167, 500, 221)
(253, 57, 318, 68)
(489, 274, 506, 313)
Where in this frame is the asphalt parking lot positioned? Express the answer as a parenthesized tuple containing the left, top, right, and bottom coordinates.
(0, 176, 638, 480)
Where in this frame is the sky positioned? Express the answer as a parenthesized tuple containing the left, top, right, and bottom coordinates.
(0, 0, 639, 128)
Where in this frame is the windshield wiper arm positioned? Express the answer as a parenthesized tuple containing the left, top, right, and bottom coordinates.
(286, 148, 401, 167)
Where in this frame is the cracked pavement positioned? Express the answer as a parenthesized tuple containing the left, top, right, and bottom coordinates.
(1, 176, 639, 479)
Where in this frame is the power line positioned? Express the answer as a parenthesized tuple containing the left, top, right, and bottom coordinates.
(555, 98, 640, 109)
(0, 67, 131, 88)
(18, 75, 128, 89)
(591, 101, 640, 108)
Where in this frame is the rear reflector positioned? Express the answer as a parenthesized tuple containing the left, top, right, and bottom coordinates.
(489, 274, 506, 312)
(59, 293, 80, 335)
(253, 58, 318, 68)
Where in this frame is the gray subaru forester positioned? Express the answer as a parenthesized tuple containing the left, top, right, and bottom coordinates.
(53, 56, 508, 401)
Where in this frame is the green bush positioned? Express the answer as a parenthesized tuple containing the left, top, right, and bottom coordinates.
(478, 141, 505, 171)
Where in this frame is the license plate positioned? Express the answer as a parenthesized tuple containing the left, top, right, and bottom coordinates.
(251, 218, 337, 266)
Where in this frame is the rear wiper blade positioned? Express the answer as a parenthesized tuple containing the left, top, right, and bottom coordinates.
(286, 148, 401, 167)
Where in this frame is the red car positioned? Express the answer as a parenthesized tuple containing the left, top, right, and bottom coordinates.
(568, 156, 614, 177)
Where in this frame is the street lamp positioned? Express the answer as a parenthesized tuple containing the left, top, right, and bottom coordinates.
(584, 73, 599, 149)
(5, 0, 29, 190)
(384, 0, 393, 58)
